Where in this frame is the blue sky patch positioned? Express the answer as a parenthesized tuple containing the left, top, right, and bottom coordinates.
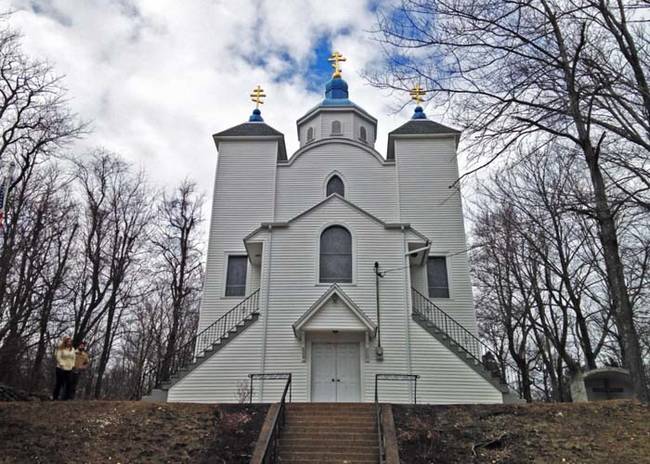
(305, 35, 334, 93)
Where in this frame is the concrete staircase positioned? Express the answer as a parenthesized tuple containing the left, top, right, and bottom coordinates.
(278, 403, 379, 464)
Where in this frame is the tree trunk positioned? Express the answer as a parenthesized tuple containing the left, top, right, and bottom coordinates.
(584, 150, 649, 401)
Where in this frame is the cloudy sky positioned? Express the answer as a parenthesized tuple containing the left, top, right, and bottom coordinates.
(3, 0, 420, 197)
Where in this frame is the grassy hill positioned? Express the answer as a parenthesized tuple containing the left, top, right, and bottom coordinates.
(394, 401, 650, 463)
(0, 400, 647, 463)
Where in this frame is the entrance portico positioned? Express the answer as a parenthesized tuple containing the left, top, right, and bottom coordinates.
(292, 284, 377, 402)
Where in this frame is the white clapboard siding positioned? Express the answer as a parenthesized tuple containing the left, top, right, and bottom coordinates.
(394, 136, 478, 334)
(260, 197, 411, 403)
(299, 114, 320, 147)
(320, 111, 354, 139)
(275, 142, 399, 222)
(198, 139, 278, 333)
(304, 299, 369, 331)
(167, 319, 265, 403)
(409, 320, 503, 403)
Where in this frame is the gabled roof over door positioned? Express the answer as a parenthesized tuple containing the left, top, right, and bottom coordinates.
(292, 284, 377, 338)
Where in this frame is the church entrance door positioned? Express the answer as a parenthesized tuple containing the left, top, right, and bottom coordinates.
(311, 342, 360, 402)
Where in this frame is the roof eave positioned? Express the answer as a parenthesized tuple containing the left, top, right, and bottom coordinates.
(213, 134, 288, 161)
(386, 132, 462, 160)
(296, 104, 378, 128)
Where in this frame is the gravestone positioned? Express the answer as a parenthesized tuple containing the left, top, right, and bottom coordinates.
(570, 368, 635, 402)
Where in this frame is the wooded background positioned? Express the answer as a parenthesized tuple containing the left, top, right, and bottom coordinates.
(0, 22, 204, 398)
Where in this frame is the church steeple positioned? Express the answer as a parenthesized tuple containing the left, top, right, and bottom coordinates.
(297, 51, 378, 148)
(213, 84, 287, 161)
(386, 85, 461, 159)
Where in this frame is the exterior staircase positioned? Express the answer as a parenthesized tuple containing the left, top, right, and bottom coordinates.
(277, 403, 379, 463)
(411, 288, 522, 402)
(141, 289, 260, 401)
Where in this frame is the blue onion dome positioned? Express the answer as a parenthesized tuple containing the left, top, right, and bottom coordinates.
(249, 108, 264, 122)
(325, 76, 349, 100)
(412, 106, 427, 120)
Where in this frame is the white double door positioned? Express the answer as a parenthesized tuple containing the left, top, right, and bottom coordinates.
(311, 342, 361, 402)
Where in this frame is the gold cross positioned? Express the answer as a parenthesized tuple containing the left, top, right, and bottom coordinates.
(409, 84, 426, 104)
(250, 85, 266, 108)
(328, 51, 347, 78)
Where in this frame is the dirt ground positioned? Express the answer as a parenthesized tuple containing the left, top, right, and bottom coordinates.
(394, 400, 650, 464)
(1, 400, 648, 463)
(0, 401, 268, 464)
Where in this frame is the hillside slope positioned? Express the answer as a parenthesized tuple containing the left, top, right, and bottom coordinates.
(0, 401, 267, 464)
(0, 400, 647, 463)
(394, 401, 650, 463)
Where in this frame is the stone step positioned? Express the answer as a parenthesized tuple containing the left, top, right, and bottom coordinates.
(282, 425, 376, 435)
(281, 436, 377, 446)
(277, 403, 380, 463)
(287, 403, 375, 414)
(288, 403, 374, 409)
(286, 408, 375, 415)
(279, 459, 377, 464)
(284, 418, 377, 426)
(286, 413, 376, 420)
(286, 414, 376, 422)
(278, 451, 378, 463)
(281, 430, 377, 438)
(281, 442, 378, 453)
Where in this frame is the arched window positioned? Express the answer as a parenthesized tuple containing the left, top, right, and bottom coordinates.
(326, 175, 345, 197)
(306, 127, 314, 142)
(360, 126, 367, 142)
(320, 226, 352, 283)
(331, 120, 342, 135)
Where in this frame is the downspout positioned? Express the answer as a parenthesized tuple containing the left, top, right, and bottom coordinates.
(258, 143, 279, 401)
(374, 262, 384, 360)
(259, 224, 274, 401)
(402, 233, 414, 396)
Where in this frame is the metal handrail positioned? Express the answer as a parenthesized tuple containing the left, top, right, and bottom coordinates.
(139, 289, 260, 398)
(376, 398, 385, 464)
(255, 373, 292, 463)
(248, 373, 293, 404)
(375, 374, 420, 464)
(411, 287, 521, 396)
(375, 374, 419, 404)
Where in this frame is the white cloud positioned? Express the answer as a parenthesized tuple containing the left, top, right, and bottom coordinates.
(2, 0, 416, 203)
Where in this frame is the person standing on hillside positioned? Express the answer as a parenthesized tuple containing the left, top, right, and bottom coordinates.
(69, 341, 90, 399)
(53, 336, 75, 400)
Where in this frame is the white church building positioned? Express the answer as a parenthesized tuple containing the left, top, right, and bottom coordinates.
(152, 57, 516, 405)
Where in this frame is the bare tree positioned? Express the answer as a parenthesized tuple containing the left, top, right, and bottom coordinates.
(153, 180, 203, 383)
(370, 0, 650, 401)
(0, 19, 83, 384)
(0, 164, 77, 387)
(91, 157, 152, 398)
(471, 143, 648, 400)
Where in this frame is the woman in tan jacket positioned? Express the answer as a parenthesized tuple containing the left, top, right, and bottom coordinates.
(53, 336, 76, 400)
(69, 340, 90, 399)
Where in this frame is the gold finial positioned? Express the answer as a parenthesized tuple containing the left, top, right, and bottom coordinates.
(409, 84, 426, 104)
(328, 51, 347, 78)
(250, 85, 266, 108)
